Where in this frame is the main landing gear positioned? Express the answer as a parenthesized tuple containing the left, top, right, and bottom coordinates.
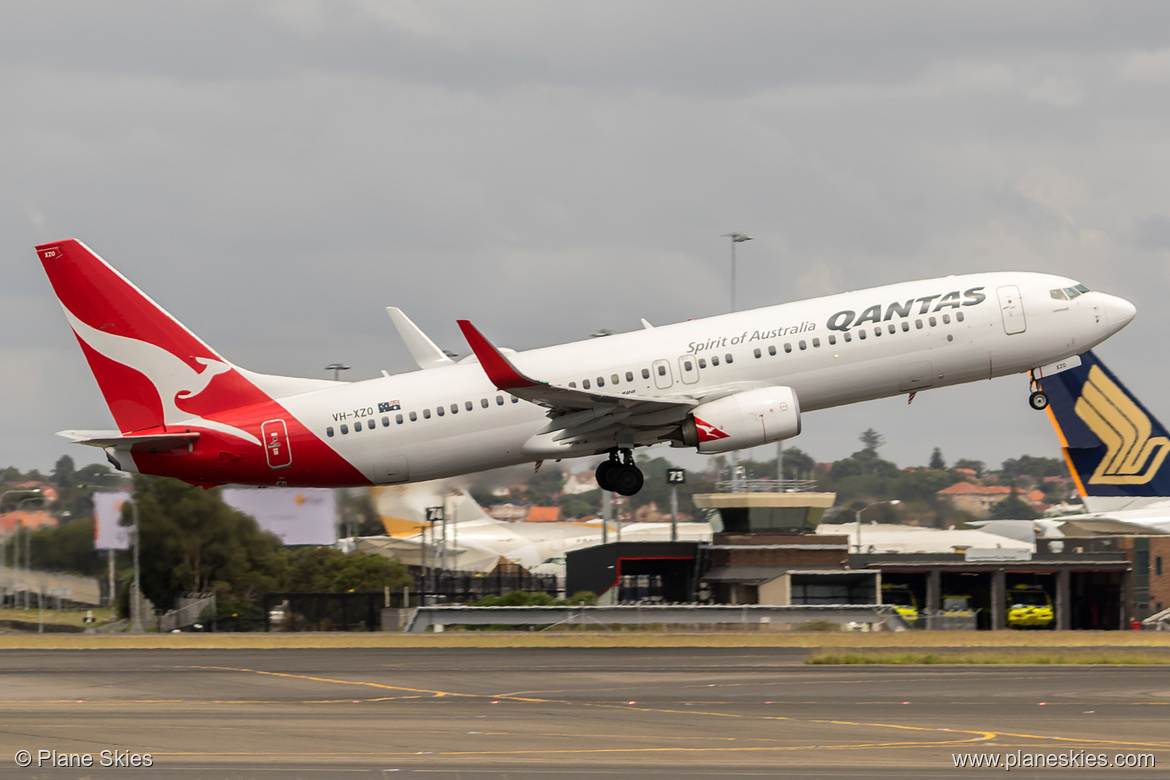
(595, 449, 644, 496)
(1028, 369, 1049, 411)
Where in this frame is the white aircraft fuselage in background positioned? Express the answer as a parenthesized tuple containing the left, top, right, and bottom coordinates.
(39, 240, 1135, 494)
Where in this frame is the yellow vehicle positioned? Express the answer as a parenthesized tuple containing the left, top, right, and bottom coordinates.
(1007, 585, 1054, 629)
(882, 584, 919, 626)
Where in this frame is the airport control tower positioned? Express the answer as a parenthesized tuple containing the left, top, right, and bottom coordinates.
(693, 478, 877, 607)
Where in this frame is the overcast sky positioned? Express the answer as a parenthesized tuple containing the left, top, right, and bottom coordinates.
(4, 1, 1169, 477)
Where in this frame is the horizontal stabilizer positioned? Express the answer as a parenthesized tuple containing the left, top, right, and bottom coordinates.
(57, 429, 200, 452)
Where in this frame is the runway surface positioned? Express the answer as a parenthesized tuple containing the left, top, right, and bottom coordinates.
(0, 646, 1165, 778)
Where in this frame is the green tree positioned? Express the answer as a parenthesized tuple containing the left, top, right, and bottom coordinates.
(29, 517, 99, 576)
(929, 447, 946, 470)
(52, 455, 76, 489)
(127, 476, 287, 611)
(991, 492, 1039, 520)
(953, 459, 985, 478)
(778, 446, 816, 481)
(284, 547, 412, 593)
(337, 489, 383, 537)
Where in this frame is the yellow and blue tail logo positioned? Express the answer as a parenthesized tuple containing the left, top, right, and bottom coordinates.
(1045, 351, 1170, 497)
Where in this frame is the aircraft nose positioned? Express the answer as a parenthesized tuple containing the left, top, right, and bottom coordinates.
(1100, 293, 1137, 333)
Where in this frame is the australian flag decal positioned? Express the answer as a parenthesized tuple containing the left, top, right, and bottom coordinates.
(378, 401, 401, 413)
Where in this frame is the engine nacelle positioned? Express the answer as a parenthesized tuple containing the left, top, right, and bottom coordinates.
(680, 386, 801, 454)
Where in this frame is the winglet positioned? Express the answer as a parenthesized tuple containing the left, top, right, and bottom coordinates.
(456, 320, 541, 391)
(386, 307, 455, 370)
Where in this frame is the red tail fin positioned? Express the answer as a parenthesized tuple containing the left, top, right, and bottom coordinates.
(37, 240, 268, 434)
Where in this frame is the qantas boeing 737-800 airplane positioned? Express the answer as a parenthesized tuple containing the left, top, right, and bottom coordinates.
(38, 239, 1136, 495)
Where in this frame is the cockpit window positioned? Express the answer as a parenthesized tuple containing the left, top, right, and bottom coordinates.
(1051, 284, 1091, 301)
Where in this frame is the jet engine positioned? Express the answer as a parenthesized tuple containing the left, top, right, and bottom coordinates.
(678, 386, 801, 454)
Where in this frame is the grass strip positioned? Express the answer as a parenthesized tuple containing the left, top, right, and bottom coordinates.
(807, 649, 1170, 665)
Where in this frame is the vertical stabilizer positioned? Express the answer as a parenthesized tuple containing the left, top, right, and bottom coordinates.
(1044, 350, 1170, 498)
(37, 240, 268, 435)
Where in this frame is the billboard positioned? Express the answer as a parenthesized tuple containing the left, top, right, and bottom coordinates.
(93, 491, 133, 550)
(221, 488, 337, 546)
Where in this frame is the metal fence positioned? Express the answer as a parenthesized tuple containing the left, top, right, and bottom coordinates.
(420, 568, 558, 604)
(158, 592, 216, 633)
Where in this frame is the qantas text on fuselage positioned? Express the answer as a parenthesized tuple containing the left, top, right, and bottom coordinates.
(39, 239, 1136, 495)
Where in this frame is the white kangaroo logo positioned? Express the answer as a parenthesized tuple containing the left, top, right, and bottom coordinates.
(62, 306, 261, 446)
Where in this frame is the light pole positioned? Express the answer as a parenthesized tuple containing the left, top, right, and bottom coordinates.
(853, 500, 901, 554)
(721, 233, 752, 491)
(721, 232, 752, 315)
(129, 499, 143, 633)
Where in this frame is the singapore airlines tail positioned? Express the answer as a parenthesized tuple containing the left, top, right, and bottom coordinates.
(1044, 350, 1170, 502)
(36, 239, 332, 441)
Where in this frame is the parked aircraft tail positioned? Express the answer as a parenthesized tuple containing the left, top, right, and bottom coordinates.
(1044, 350, 1170, 498)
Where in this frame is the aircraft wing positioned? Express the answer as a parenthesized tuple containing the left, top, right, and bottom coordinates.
(457, 320, 695, 448)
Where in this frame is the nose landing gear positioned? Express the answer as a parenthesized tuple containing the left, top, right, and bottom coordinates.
(1028, 370, 1049, 410)
(595, 449, 645, 496)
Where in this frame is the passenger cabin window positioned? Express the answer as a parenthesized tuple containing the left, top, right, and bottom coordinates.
(698, 358, 707, 368)
(625, 371, 634, 382)
(409, 411, 418, 422)
(768, 345, 777, 356)
(341, 424, 349, 434)
(436, 407, 444, 417)
(450, 403, 458, 414)
(901, 322, 909, 332)
(382, 416, 390, 427)
(711, 355, 720, 366)
(569, 381, 576, 388)
(611, 374, 619, 384)
(784, 343, 792, 353)
(828, 335, 836, 345)
(725, 353, 733, 364)
(873, 327, 881, 337)
(812, 338, 820, 348)
(583, 379, 591, 389)
(753, 348, 761, 358)
(642, 368, 651, 379)
(354, 421, 363, 432)
(683, 359, 694, 371)
(497, 395, 504, 405)
(915, 319, 923, 329)
(596, 376, 604, 387)
(858, 330, 866, 340)
(327, 427, 335, 437)
(929, 316, 937, 327)
(423, 409, 431, 419)
(956, 311, 965, 322)
(466, 401, 473, 411)
(887, 324, 896, 334)
(481, 398, 489, 408)
(942, 314, 951, 324)
(395, 414, 403, 424)
(843, 332, 852, 342)
(799, 340, 807, 350)
(658, 365, 667, 375)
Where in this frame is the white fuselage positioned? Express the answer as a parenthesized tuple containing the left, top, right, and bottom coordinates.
(273, 271, 1132, 486)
